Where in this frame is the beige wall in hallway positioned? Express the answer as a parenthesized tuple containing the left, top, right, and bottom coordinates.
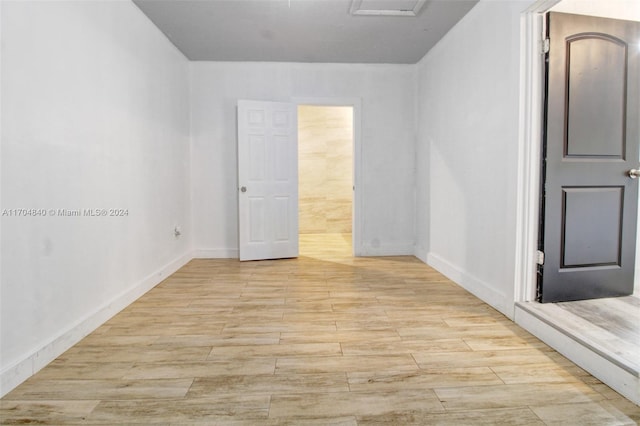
(298, 105, 353, 234)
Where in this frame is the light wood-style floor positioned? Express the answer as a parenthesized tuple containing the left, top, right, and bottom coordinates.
(2, 233, 639, 424)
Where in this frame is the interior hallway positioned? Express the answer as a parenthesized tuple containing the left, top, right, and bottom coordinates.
(1, 234, 639, 424)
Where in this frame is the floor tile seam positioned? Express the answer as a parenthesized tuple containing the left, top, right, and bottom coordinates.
(487, 366, 510, 386)
(438, 400, 548, 417)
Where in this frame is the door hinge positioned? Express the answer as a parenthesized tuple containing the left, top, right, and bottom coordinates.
(541, 38, 550, 54)
(536, 250, 545, 265)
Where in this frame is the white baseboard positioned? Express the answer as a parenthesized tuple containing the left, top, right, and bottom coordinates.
(194, 245, 415, 259)
(359, 243, 415, 257)
(515, 303, 639, 405)
(426, 252, 512, 319)
(193, 248, 239, 259)
(414, 245, 428, 264)
(0, 251, 192, 398)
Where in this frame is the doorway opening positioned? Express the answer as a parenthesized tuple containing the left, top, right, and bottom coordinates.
(516, 0, 640, 302)
(297, 105, 354, 257)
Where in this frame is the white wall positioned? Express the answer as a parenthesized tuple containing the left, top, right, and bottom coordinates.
(415, 0, 531, 317)
(190, 62, 416, 257)
(1, 0, 191, 394)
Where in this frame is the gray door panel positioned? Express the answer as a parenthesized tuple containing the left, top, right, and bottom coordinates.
(540, 12, 640, 303)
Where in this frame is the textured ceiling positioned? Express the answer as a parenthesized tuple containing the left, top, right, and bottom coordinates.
(133, 0, 478, 64)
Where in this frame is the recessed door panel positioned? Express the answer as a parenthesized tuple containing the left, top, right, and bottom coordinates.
(273, 110, 289, 128)
(248, 135, 266, 181)
(562, 187, 623, 268)
(566, 36, 626, 158)
(274, 135, 290, 182)
(274, 196, 290, 241)
(248, 109, 265, 127)
(248, 197, 266, 243)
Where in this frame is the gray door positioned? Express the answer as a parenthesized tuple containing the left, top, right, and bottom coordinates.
(539, 12, 640, 303)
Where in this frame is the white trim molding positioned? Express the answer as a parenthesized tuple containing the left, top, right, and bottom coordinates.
(514, 0, 561, 308)
(428, 252, 512, 319)
(192, 248, 239, 259)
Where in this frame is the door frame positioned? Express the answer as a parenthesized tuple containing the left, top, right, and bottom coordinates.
(514, 0, 561, 305)
(293, 97, 363, 257)
(515, 0, 640, 304)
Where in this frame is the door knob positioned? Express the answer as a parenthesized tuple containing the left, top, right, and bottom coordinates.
(629, 169, 640, 179)
(240, 186, 247, 192)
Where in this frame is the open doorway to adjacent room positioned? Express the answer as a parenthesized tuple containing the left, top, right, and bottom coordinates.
(297, 105, 354, 257)
(514, 0, 640, 404)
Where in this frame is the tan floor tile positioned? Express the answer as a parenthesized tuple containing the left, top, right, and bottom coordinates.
(490, 363, 587, 384)
(4, 379, 193, 400)
(341, 338, 471, 356)
(0, 400, 100, 425)
(155, 333, 281, 347)
(275, 354, 418, 374)
(530, 401, 638, 425)
(279, 329, 401, 344)
(58, 345, 211, 363)
(86, 395, 270, 423)
(208, 342, 342, 358)
(123, 359, 276, 379)
(412, 348, 559, 369)
(188, 373, 349, 397)
(210, 417, 358, 426)
(222, 320, 337, 334)
(463, 335, 548, 351)
(347, 367, 503, 391)
(356, 407, 545, 425)
(268, 389, 444, 418)
(29, 361, 135, 380)
(434, 382, 603, 410)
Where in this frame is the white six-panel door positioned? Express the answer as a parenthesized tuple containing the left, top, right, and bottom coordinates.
(237, 100, 299, 261)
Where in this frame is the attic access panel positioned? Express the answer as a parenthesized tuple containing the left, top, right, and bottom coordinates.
(350, 0, 427, 16)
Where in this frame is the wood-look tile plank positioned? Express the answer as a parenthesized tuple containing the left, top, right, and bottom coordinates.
(187, 373, 349, 397)
(275, 354, 418, 375)
(341, 338, 471, 356)
(28, 361, 135, 380)
(4, 379, 193, 400)
(221, 320, 337, 334)
(208, 342, 342, 359)
(530, 401, 638, 425)
(205, 417, 358, 426)
(412, 348, 564, 369)
(57, 345, 211, 363)
(490, 362, 590, 384)
(356, 407, 545, 425)
(86, 395, 271, 424)
(0, 400, 100, 425)
(347, 367, 504, 391)
(268, 389, 444, 419)
(100, 322, 225, 336)
(123, 359, 276, 379)
(434, 382, 603, 410)
(279, 329, 402, 344)
(154, 333, 281, 347)
(462, 335, 548, 351)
